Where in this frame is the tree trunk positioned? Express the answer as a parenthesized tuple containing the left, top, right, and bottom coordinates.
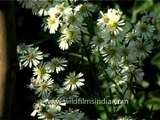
(0, 1, 16, 118)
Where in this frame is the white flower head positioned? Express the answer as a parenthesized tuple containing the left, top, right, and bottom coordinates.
(122, 65, 144, 81)
(28, 77, 39, 90)
(31, 100, 46, 116)
(130, 38, 153, 59)
(33, 62, 51, 80)
(125, 30, 138, 45)
(46, 17, 60, 34)
(135, 22, 155, 40)
(48, 99, 66, 112)
(19, 47, 44, 68)
(74, 3, 95, 17)
(61, 108, 85, 120)
(63, 72, 85, 90)
(48, 3, 65, 19)
(34, 78, 54, 98)
(47, 57, 68, 73)
(58, 26, 81, 50)
(101, 45, 122, 63)
(97, 8, 125, 35)
(91, 30, 107, 53)
(17, 43, 33, 55)
(59, 39, 70, 50)
(109, 75, 127, 87)
(63, 10, 84, 27)
(57, 88, 79, 99)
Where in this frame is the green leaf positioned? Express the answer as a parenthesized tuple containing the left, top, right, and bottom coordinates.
(151, 53, 160, 69)
(131, 0, 154, 23)
(141, 80, 150, 88)
(145, 98, 160, 110)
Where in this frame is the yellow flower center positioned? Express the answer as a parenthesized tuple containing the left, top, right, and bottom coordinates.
(66, 31, 73, 39)
(40, 83, 47, 90)
(53, 60, 60, 67)
(113, 76, 121, 83)
(108, 20, 116, 27)
(64, 90, 71, 97)
(140, 24, 147, 32)
(68, 15, 76, 23)
(37, 68, 44, 76)
(27, 53, 34, 60)
(69, 77, 77, 84)
(34, 103, 42, 111)
(47, 17, 55, 27)
(80, 5, 87, 12)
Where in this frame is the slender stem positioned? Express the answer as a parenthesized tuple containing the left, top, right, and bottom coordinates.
(81, 37, 110, 119)
(33, 36, 53, 45)
(98, 51, 123, 99)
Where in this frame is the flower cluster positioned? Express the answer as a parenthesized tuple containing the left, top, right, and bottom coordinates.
(17, 0, 160, 119)
(92, 9, 157, 96)
(43, 2, 95, 50)
(17, 43, 85, 119)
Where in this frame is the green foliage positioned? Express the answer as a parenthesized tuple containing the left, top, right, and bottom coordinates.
(131, 0, 154, 23)
(151, 53, 160, 69)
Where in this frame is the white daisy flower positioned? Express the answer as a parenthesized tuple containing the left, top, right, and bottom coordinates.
(48, 99, 66, 112)
(47, 57, 68, 73)
(135, 22, 155, 40)
(59, 39, 70, 50)
(48, 3, 65, 19)
(31, 100, 47, 117)
(101, 30, 125, 45)
(74, 3, 95, 17)
(46, 17, 60, 34)
(58, 26, 81, 50)
(107, 8, 122, 23)
(97, 8, 125, 35)
(109, 75, 127, 87)
(125, 30, 138, 45)
(33, 62, 51, 80)
(17, 43, 33, 55)
(61, 26, 81, 42)
(141, 12, 160, 23)
(122, 65, 144, 81)
(63, 72, 85, 90)
(63, 10, 84, 28)
(61, 108, 85, 120)
(57, 88, 79, 99)
(105, 63, 121, 78)
(28, 77, 39, 90)
(91, 32, 106, 53)
(97, 11, 110, 27)
(131, 39, 153, 59)
(19, 47, 44, 68)
(34, 78, 54, 97)
(101, 45, 122, 63)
